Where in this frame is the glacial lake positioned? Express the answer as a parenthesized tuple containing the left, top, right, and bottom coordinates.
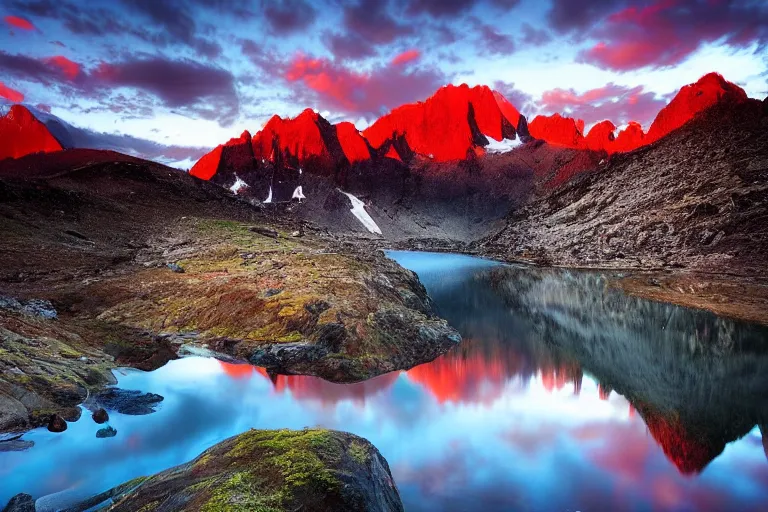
(2, 251, 767, 511)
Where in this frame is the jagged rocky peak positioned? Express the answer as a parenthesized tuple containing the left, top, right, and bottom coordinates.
(585, 120, 616, 151)
(0, 104, 64, 161)
(363, 83, 525, 161)
(528, 113, 585, 148)
(646, 72, 749, 143)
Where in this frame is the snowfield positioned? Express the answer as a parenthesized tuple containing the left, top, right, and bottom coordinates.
(339, 190, 382, 235)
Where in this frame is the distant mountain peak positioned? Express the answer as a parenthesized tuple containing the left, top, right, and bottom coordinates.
(0, 104, 63, 161)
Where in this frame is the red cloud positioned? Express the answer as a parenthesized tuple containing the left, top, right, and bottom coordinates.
(4, 15, 35, 31)
(539, 82, 667, 127)
(45, 55, 80, 79)
(578, 0, 768, 71)
(0, 81, 24, 102)
(284, 53, 445, 117)
(391, 49, 421, 66)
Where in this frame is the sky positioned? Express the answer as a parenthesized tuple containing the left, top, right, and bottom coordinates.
(0, 0, 766, 165)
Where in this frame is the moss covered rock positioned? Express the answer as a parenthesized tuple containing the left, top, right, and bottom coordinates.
(90, 428, 403, 512)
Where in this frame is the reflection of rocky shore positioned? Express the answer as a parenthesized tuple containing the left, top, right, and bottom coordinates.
(483, 265, 768, 473)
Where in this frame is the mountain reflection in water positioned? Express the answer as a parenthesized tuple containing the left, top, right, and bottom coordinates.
(1, 251, 767, 512)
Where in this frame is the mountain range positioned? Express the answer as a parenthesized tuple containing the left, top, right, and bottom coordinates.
(1, 71, 765, 257)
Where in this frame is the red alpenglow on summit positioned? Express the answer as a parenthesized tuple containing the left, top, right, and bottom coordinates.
(363, 84, 524, 161)
(645, 72, 748, 143)
(190, 130, 257, 180)
(528, 113, 584, 148)
(527, 73, 748, 155)
(335, 122, 371, 163)
(0, 105, 63, 161)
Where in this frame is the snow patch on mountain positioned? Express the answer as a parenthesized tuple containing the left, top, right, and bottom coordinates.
(264, 187, 273, 203)
(484, 134, 523, 153)
(229, 175, 248, 194)
(292, 186, 306, 201)
(339, 190, 382, 235)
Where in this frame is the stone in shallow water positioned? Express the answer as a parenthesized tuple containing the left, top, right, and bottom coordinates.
(96, 426, 117, 438)
(47, 414, 67, 433)
(92, 408, 109, 424)
(94, 389, 164, 415)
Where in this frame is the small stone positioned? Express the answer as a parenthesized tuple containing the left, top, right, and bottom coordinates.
(92, 408, 109, 424)
(290, 230, 302, 237)
(47, 414, 67, 433)
(166, 263, 185, 273)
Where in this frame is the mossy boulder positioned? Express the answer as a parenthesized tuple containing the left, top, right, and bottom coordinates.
(87, 428, 404, 512)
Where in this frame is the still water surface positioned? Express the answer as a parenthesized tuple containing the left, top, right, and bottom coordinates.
(2, 251, 767, 511)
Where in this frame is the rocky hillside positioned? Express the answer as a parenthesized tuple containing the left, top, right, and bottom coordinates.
(0, 105, 62, 161)
(0, 149, 459, 433)
(477, 94, 768, 275)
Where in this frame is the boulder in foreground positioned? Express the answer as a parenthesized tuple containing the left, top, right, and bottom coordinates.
(82, 428, 404, 512)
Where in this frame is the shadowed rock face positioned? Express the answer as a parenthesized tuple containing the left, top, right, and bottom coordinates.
(0, 106, 63, 161)
(483, 265, 768, 474)
(478, 96, 768, 275)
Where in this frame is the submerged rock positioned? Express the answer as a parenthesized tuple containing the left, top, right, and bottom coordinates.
(78, 429, 403, 512)
(94, 389, 164, 415)
(1, 493, 34, 512)
(96, 426, 117, 438)
(47, 414, 67, 433)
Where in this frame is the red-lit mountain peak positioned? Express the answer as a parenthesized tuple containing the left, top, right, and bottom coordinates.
(646, 72, 748, 143)
(528, 113, 585, 148)
(335, 121, 371, 163)
(585, 120, 616, 151)
(0, 105, 63, 161)
(363, 83, 523, 161)
(190, 129, 255, 180)
(252, 108, 336, 166)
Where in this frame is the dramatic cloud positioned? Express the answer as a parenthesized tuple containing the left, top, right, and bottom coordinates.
(343, 0, 413, 44)
(0, 51, 78, 85)
(493, 80, 535, 113)
(405, 0, 521, 17)
(537, 82, 668, 127)
(0, 82, 24, 102)
(391, 49, 421, 66)
(284, 54, 446, 116)
(322, 32, 378, 61)
(264, 0, 317, 33)
(470, 17, 515, 55)
(93, 57, 239, 123)
(550, 0, 768, 71)
(45, 56, 80, 79)
(547, 0, 623, 33)
(4, 15, 36, 30)
(520, 23, 552, 46)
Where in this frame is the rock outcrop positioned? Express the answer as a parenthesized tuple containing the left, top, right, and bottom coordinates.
(0, 105, 63, 161)
(68, 429, 404, 512)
